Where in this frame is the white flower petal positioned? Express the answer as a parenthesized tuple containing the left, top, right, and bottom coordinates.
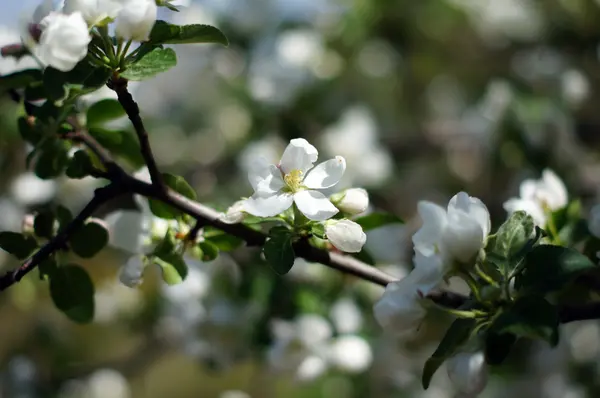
(247, 158, 285, 194)
(373, 274, 426, 336)
(443, 211, 485, 263)
(412, 201, 447, 254)
(115, 0, 157, 41)
(448, 192, 491, 238)
(412, 248, 445, 291)
(279, 138, 318, 174)
(541, 169, 568, 209)
(119, 256, 146, 287)
(447, 352, 488, 396)
(303, 156, 346, 189)
(503, 198, 546, 226)
(104, 210, 151, 254)
(296, 355, 328, 382)
(38, 11, 91, 72)
(327, 335, 373, 373)
(293, 190, 338, 221)
(243, 192, 293, 217)
(325, 219, 366, 253)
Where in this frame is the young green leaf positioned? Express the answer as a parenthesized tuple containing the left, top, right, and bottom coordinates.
(489, 295, 559, 346)
(120, 47, 177, 81)
(86, 99, 126, 128)
(422, 318, 476, 389)
(263, 227, 295, 276)
(66, 150, 95, 179)
(49, 264, 95, 323)
(34, 139, 70, 179)
(206, 234, 243, 252)
(69, 220, 109, 258)
(34, 210, 56, 239)
(198, 241, 219, 262)
(149, 20, 229, 46)
(0, 232, 38, 260)
(88, 128, 145, 167)
(156, 252, 188, 285)
(516, 245, 596, 294)
(487, 211, 534, 276)
(148, 173, 197, 219)
(56, 205, 74, 233)
(353, 212, 403, 231)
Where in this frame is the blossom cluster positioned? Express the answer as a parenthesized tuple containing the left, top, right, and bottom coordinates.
(23, 0, 160, 72)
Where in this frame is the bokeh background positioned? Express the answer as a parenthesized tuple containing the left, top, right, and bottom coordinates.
(2, 0, 600, 397)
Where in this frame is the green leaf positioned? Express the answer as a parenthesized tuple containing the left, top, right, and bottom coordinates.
(121, 47, 177, 81)
(34, 139, 70, 179)
(149, 20, 229, 46)
(38, 257, 58, 280)
(43, 67, 68, 101)
(0, 232, 38, 260)
(422, 318, 476, 389)
(490, 295, 559, 346)
(0, 69, 42, 91)
(24, 82, 47, 101)
(484, 332, 516, 365)
(34, 210, 56, 239)
(516, 245, 596, 293)
(69, 220, 109, 258)
(64, 60, 111, 88)
(148, 173, 197, 219)
(310, 223, 326, 239)
(86, 99, 126, 128)
(56, 206, 73, 233)
(487, 211, 535, 276)
(17, 116, 42, 145)
(66, 150, 95, 179)
(353, 212, 403, 231)
(198, 241, 219, 262)
(49, 264, 95, 323)
(156, 252, 188, 285)
(206, 234, 243, 252)
(153, 229, 178, 257)
(88, 128, 145, 167)
(263, 227, 295, 275)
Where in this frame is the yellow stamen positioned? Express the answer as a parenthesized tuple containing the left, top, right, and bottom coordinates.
(284, 169, 303, 192)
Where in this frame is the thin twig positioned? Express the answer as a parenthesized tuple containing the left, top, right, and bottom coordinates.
(109, 76, 166, 191)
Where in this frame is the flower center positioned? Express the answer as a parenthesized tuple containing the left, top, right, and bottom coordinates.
(284, 169, 303, 192)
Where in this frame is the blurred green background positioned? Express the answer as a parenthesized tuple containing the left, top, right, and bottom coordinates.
(2, 0, 600, 397)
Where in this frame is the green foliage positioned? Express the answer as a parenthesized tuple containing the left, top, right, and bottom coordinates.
(149, 20, 229, 46)
(0, 69, 42, 91)
(354, 212, 403, 231)
(69, 220, 109, 258)
(66, 150, 95, 179)
(205, 233, 244, 252)
(49, 264, 95, 323)
(88, 128, 145, 167)
(43, 67, 68, 102)
(56, 206, 74, 233)
(198, 241, 219, 262)
(121, 47, 177, 81)
(156, 253, 188, 285)
(488, 296, 559, 347)
(34, 210, 56, 239)
(86, 99, 126, 128)
(263, 226, 295, 275)
(33, 139, 70, 179)
(17, 116, 42, 145)
(486, 211, 535, 277)
(0, 232, 38, 260)
(148, 173, 197, 219)
(310, 223, 326, 239)
(422, 318, 476, 389)
(516, 245, 596, 294)
(484, 332, 517, 365)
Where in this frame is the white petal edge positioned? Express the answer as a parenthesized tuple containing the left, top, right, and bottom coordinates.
(279, 138, 318, 174)
(293, 190, 338, 221)
(247, 158, 285, 194)
(541, 169, 568, 209)
(303, 156, 346, 189)
(448, 192, 491, 237)
(243, 192, 293, 217)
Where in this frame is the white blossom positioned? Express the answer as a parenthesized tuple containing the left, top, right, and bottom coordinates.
(325, 219, 366, 253)
(327, 335, 373, 373)
(244, 138, 345, 221)
(413, 192, 490, 265)
(63, 0, 122, 26)
(115, 0, 157, 42)
(218, 200, 247, 224)
(38, 11, 91, 72)
(373, 249, 444, 336)
(503, 169, 567, 227)
(330, 298, 363, 334)
(447, 351, 488, 397)
(10, 172, 57, 206)
(331, 188, 369, 215)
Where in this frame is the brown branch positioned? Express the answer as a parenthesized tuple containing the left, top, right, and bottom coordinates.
(109, 76, 166, 192)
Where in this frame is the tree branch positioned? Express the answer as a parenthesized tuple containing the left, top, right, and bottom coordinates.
(0, 184, 123, 291)
(109, 76, 166, 191)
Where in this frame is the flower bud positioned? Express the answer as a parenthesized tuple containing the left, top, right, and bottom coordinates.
(219, 200, 247, 224)
(115, 0, 157, 42)
(38, 12, 91, 72)
(325, 219, 366, 253)
(447, 352, 488, 396)
(119, 256, 145, 287)
(63, 0, 123, 26)
(331, 188, 369, 215)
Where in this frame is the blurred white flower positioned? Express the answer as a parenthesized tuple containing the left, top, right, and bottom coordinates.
(0, 26, 38, 75)
(561, 69, 590, 108)
(218, 200, 247, 224)
(331, 188, 369, 215)
(10, 172, 57, 206)
(503, 169, 567, 227)
(446, 352, 488, 397)
(220, 391, 251, 398)
(413, 192, 490, 264)
(330, 298, 363, 334)
(325, 219, 367, 253)
(296, 355, 328, 382)
(115, 0, 157, 41)
(327, 335, 373, 373)
(243, 138, 344, 221)
(63, 0, 122, 26)
(38, 11, 91, 72)
(276, 29, 323, 69)
(87, 369, 131, 398)
(119, 256, 145, 287)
